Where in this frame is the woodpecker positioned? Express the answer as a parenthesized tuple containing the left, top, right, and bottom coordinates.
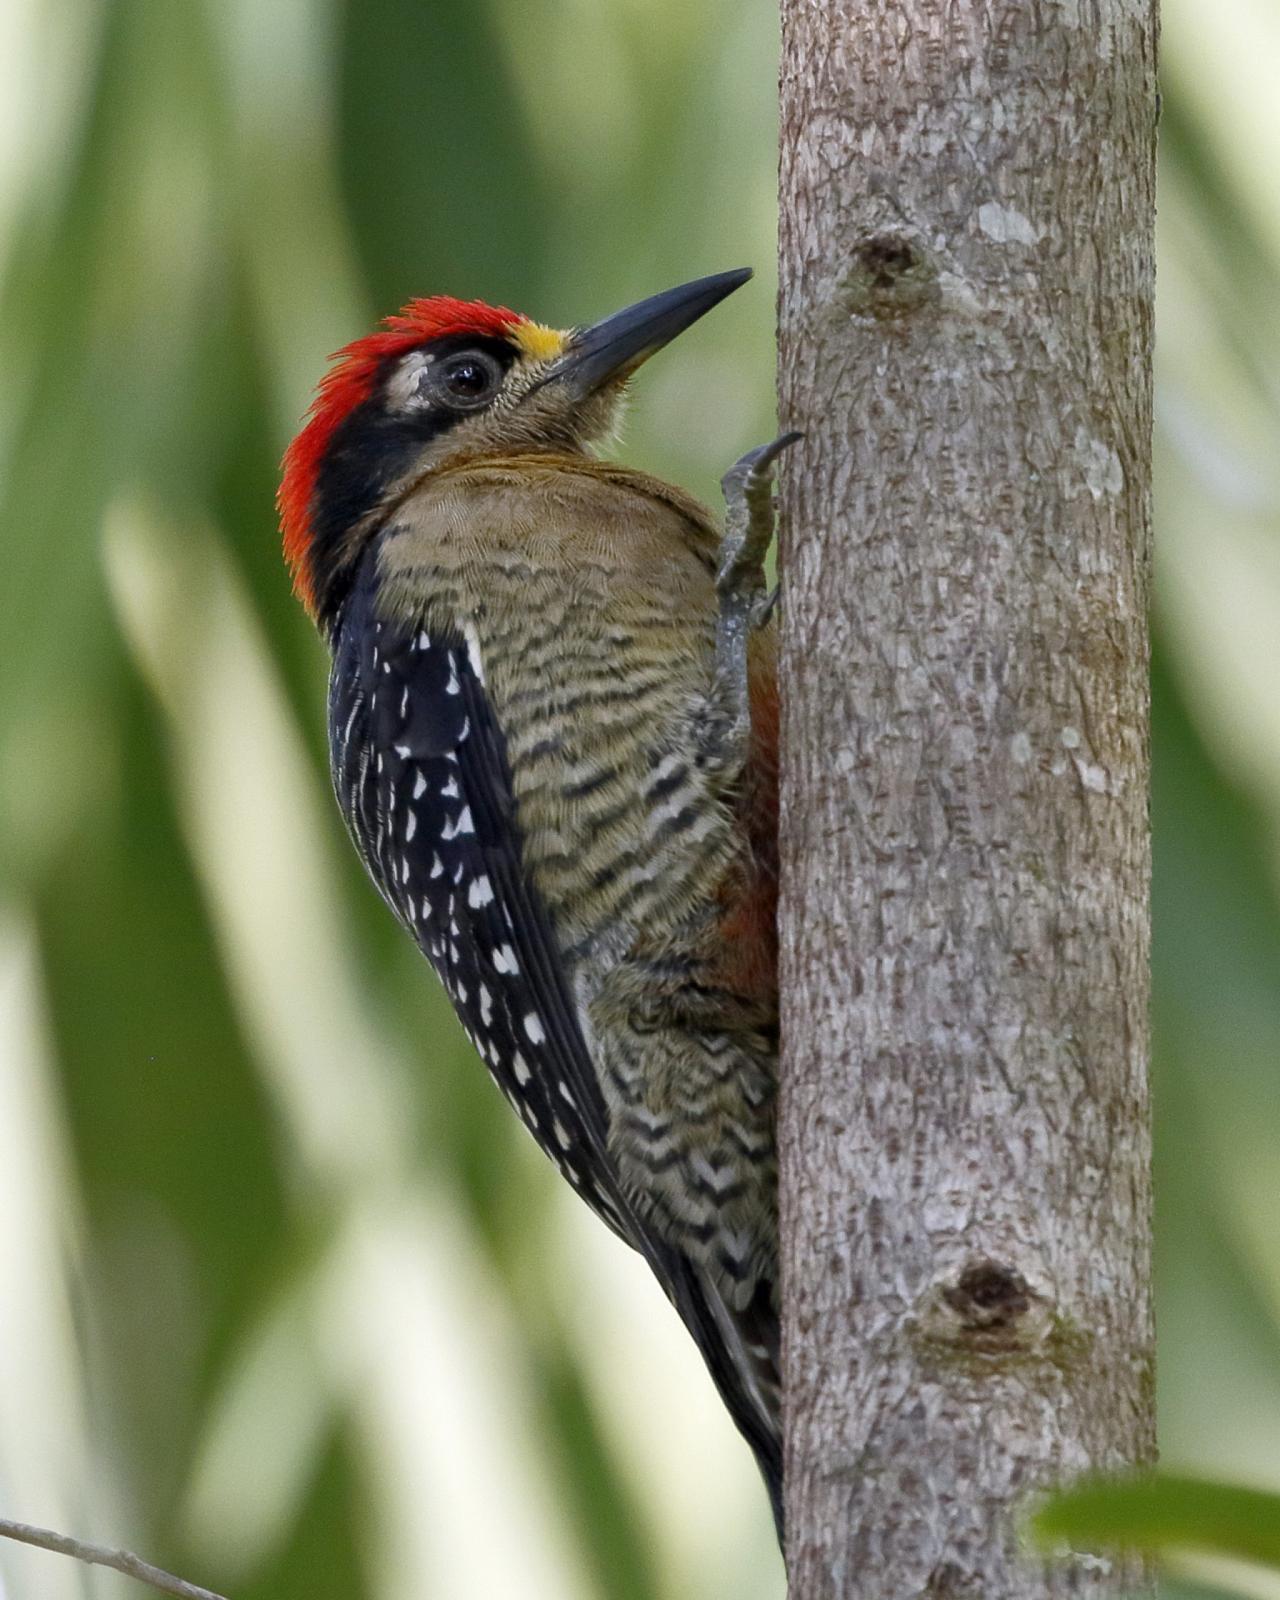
(279, 269, 791, 1534)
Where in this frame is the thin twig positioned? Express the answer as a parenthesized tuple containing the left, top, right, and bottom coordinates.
(0, 1516, 228, 1600)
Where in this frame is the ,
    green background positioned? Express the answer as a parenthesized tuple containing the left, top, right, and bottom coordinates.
(0, 2, 1277, 1597)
